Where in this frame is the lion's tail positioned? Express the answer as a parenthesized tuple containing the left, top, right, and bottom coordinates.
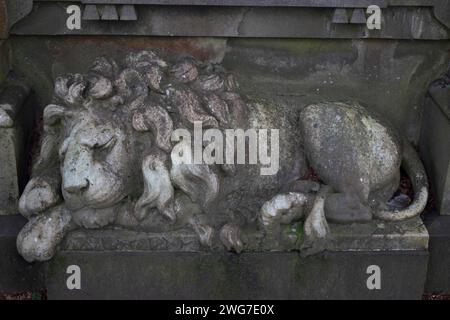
(373, 137, 429, 221)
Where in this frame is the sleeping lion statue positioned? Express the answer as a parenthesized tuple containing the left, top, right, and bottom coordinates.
(16, 50, 428, 262)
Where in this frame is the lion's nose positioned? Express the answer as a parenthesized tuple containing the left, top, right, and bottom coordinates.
(62, 145, 91, 194)
(63, 178, 89, 194)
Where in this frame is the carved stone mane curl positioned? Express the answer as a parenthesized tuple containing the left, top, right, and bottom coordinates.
(50, 50, 247, 149)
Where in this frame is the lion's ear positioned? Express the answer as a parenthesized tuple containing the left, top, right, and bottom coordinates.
(33, 104, 68, 173)
(132, 104, 173, 152)
(54, 74, 86, 107)
(43, 104, 67, 126)
(134, 154, 176, 222)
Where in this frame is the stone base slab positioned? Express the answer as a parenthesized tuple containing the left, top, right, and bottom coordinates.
(0, 213, 430, 298)
(46, 216, 430, 299)
(45, 250, 428, 300)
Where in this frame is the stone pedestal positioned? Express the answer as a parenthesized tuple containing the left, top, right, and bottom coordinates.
(420, 77, 450, 216)
(45, 217, 429, 299)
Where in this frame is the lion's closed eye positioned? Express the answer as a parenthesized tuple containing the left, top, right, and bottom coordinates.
(91, 135, 118, 164)
(79, 125, 117, 150)
(89, 136, 116, 164)
(92, 135, 116, 150)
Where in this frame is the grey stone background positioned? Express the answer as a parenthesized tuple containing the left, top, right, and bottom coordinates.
(7, 36, 449, 145)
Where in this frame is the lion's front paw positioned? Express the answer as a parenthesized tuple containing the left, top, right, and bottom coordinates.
(17, 206, 72, 262)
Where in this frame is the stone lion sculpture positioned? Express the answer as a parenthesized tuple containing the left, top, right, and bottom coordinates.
(16, 50, 428, 262)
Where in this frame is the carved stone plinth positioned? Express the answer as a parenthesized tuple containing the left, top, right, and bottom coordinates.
(43, 215, 429, 299)
(60, 216, 428, 253)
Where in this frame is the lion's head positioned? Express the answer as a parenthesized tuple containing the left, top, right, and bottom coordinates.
(19, 50, 247, 230)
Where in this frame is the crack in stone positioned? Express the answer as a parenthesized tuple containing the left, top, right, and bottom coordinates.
(237, 7, 252, 36)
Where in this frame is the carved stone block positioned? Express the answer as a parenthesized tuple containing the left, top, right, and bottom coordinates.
(420, 73, 450, 215)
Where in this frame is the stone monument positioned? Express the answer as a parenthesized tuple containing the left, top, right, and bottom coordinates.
(0, 0, 448, 299)
(16, 50, 430, 263)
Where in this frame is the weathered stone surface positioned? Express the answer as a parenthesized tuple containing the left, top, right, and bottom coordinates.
(420, 78, 450, 216)
(45, 250, 428, 299)
(9, 37, 447, 144)
(222, 39, 449, 144)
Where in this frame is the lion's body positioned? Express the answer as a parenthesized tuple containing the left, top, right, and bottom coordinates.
(16, 51, 428, 262)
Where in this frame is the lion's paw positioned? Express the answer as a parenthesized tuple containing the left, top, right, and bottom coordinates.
(17, 206, 72, 262)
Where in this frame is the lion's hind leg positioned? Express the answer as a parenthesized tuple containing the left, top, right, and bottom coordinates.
(300, 185, 332, 256)
(324, 192, 373, 224)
